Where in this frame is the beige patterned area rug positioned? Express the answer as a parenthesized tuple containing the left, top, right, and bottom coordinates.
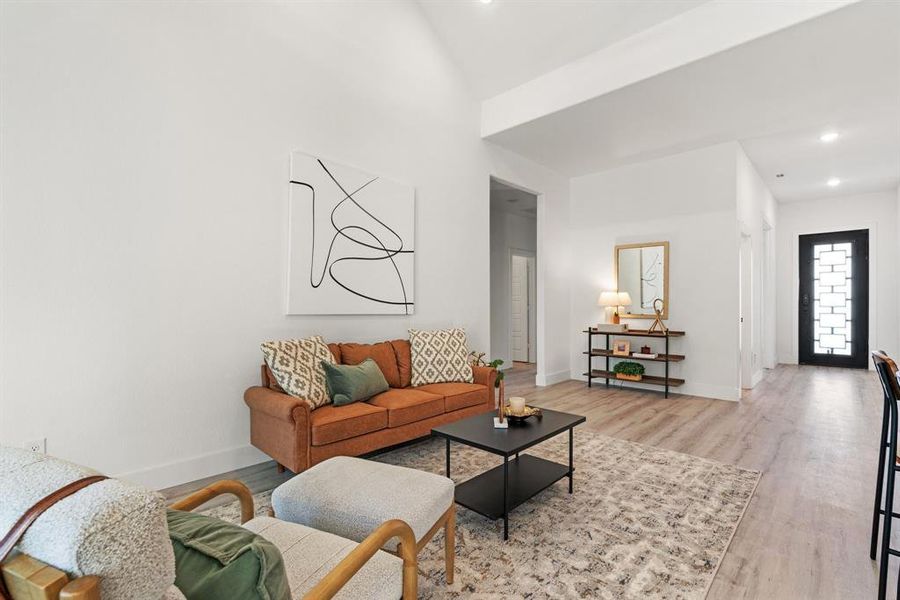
(205, 432, 760, 599)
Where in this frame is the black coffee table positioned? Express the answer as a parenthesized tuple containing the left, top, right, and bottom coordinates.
(431, 408, 586, 540)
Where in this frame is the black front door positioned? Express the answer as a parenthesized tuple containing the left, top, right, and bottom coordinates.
(798, 229, 869, 368)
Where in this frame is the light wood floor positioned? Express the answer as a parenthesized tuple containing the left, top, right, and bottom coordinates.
(163, 363, 889, 599)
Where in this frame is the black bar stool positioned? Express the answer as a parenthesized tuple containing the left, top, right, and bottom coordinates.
(871, 350, 900, 600)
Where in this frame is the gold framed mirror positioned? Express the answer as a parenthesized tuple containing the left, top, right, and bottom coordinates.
(615, 241, 669, 319)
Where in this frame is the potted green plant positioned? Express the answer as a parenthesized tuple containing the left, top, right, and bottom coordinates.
(468, 352, 505, 388)
(613, 361, 645, 382)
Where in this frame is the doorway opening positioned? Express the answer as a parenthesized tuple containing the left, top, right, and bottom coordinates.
(798, 229, 869, 368)
(739, 232, 753, 389)
(762, 220, 776, 369)
(490, 178, 537, 375)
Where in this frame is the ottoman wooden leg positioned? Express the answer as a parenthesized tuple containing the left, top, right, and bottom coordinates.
(445, 505, 455, 584)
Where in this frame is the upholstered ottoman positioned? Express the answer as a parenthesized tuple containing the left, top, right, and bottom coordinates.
(271, 456, 456, 583)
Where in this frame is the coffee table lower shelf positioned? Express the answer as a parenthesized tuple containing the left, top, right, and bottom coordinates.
(454, 454, 570, 520)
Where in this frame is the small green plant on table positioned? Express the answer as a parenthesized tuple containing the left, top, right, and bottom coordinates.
(613, 361, 645, 381)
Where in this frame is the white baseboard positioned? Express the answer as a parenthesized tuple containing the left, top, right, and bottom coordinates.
(535, 370, 570, 386)
(117, 444, 268, 491)
(685, 382, 740, 402)
(751, 369, 765, 388)
(573, 372, 739, 402)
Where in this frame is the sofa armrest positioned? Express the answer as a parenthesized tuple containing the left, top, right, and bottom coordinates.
(472, 365, 497, 389)
(244, 386, 312, 423)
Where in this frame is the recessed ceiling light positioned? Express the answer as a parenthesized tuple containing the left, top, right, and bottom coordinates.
(827, 177, 841, 187)
(480, 0, 493, 3)
(819, 131, 840, 143)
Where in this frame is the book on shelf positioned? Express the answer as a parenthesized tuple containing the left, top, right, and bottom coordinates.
(632, 352, 659, 359)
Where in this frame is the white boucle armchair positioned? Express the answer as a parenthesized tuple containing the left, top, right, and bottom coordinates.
(0, 447, 418, 600)
(0, 446, 177, 600)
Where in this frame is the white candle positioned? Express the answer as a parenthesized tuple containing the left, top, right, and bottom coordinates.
(508, 397, 526, 413)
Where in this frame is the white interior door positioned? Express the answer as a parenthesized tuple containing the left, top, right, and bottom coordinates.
(511, 255, 528, 362)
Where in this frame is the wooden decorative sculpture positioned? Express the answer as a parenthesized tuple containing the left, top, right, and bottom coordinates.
(497, 379, 506, 423)
(647, 298, 668, 334)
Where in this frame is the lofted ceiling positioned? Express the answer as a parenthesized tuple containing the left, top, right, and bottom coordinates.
(416, 0, 707, 99)
(478, 0, 899, 202)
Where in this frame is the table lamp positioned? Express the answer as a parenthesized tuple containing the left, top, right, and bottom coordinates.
(598, 291, 632, 324)
(598, 291, 619, 324)
(616, 292, 632, 322)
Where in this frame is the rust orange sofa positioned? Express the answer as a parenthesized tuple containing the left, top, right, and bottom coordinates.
(244, 339, 497, 473)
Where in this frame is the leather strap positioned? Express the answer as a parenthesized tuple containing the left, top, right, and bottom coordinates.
(0, 475, 108, 599)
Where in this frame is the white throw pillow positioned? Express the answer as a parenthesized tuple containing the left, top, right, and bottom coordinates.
(261, 336, 335, 408)
(408, 328, 474, 386)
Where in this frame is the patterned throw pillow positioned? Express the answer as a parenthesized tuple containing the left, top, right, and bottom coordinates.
(409, 328, 474, 386)
(260, 336, 335, 408)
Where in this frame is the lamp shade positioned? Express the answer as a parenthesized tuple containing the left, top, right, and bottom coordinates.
(617, 292, 633, 307)
(598, 291, 619, 307)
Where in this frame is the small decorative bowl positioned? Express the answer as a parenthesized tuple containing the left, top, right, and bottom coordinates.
(503, 405, 542, 423)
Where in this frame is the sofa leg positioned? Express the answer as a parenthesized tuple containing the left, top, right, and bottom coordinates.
(276, 463, 285, 474)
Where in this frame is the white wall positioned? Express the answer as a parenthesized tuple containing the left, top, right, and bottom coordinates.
(776, 190, 899, 364)
(568, 143, 741, 401)
(736, 145, 777, 386)
(490, 205, 536, 369)
(0, 1, 570, 488)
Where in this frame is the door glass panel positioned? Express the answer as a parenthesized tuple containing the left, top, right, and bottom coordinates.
(813, 242, 854, 355)
(819, 250, 847, 265)
(820, 271, 846, 286)
(819, 313, 846, 328)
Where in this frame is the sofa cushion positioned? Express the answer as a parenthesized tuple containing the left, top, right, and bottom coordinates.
(261, 336, 335, 408)
(389, 339, 412, 388)
(243, 516, 402, 600)
(309, 403, 388, 446)
(408, 328, 474, 386)
(322, 359, 390, 406)
(339, 342, 401, 388)
(367, 388, 444, 427)
(327, 343, 342, 364)
(0, 447, 175, 600)
(414, 382, 486, 412)
(167, 509, 290, 600)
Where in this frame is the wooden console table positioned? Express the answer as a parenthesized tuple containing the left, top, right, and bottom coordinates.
(583, 328, 685, 398)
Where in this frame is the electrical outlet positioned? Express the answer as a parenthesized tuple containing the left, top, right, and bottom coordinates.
(24, 438, 46, 454)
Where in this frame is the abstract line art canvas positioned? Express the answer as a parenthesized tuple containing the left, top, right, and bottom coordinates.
(287, 151, 415, 315)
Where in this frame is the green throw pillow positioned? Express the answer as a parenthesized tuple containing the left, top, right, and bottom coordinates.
(322, 358, 390, 406)
(167, 509, 290, 600)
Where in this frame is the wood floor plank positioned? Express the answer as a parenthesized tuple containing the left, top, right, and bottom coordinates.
(162, 363, 887, 599)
